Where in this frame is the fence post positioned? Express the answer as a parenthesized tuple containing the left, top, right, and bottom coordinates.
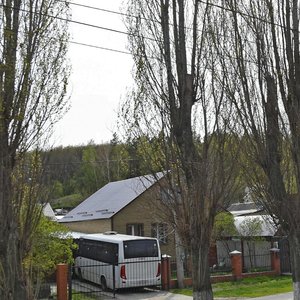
(270, 248, 281, 275)
(230, 250, 242, 280)
(57, 263, 68, 300)
(161, 254, 171, 290)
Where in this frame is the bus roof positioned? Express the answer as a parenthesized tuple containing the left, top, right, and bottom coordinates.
(79, 232, 158, 243)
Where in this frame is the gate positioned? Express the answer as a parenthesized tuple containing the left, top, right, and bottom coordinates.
(69, 264, 115, 299)
(279, 238, 291, 273)
(68, 258, 161, 299)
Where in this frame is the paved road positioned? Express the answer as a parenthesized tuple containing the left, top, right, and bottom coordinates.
(69, 280, 294, 300)
(114, 289, 191, 299)
(113, 289, 293, 300)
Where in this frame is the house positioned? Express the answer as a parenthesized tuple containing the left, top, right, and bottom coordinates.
(216, 201, 280, 271)
(227, 201, 277, 238)
(59, 172, 175, 256)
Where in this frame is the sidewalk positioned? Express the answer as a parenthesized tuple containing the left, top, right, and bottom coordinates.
(243, 292, 293, 300)
(114, 290, 293, 300)
(114, 290, 192, 299)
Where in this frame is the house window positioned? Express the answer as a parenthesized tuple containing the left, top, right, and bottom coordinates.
(151, 223, 168, 244)
(126, 223, 144, 236)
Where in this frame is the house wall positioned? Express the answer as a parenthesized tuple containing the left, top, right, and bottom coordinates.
(112, 185, 176, 257)
(61, 219, 111, 233)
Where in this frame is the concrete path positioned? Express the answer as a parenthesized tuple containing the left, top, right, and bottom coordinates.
(113, 289, 294, 300)
(244, 292, 293, 300)
(114, 289, 192, 299)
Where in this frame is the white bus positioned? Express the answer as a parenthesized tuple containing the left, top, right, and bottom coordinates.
(74, 232, 161, 290)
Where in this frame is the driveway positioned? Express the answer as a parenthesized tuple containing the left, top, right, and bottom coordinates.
(114, 289, 191, 299)
(68, 281, 293, 300)
(113, 289, 293, 300)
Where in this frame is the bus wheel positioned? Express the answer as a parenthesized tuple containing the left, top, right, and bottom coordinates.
(101, 276, 107, 291)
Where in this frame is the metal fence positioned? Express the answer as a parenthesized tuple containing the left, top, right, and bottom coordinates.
(170, 255, 233, 278)
(170, 256, 191, 279)
(170, 252, 273, 280)
(210, 255, 232, 275)
(70, 263, 108, 299)
(69, 258, 161, 299)
(242, 253, 272, 273)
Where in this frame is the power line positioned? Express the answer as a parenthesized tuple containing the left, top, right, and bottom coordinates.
(1, 1, 295, 41)
(0, 2, 295, 64)
(62, 1, 292, 60)
(59, 0, 135, 20)
(69, 41, 131, 55)
(0, 3, 157, 42)
(198, 0, 287, 31)
(64, 0, 287, 33)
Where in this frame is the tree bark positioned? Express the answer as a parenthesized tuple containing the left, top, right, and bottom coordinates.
(175, 232, 185, 289)
(191, 238, 213, 300)
(289, 231, 300, 299)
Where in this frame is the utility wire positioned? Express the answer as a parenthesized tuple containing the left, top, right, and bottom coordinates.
(69, 41, 131, 55)
(0, 2, 293, 48)
(58, 0, 139, 20)
(62, 0, 288, 32)
(0, 2, 294, 67)
(0, 3, 158, 42)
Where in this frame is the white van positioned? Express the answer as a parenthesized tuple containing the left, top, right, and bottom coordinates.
(74, 232, 161, 290)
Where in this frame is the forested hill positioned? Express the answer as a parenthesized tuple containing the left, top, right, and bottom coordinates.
(42, 135, 247, 210)
(41, 137, 164, 209)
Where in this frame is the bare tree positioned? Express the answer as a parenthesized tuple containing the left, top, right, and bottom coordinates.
(212, 1, 300, 297)
(123, 1, 239, 298)
(0, 1, 69, 299)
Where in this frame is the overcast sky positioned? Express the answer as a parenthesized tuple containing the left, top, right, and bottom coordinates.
(50, 0, 133, 147)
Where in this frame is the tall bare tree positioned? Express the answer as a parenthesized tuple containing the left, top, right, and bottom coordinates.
(212, 1, 300, 297)
(123, 1, 239, 298)
(0, 1, 69, 299)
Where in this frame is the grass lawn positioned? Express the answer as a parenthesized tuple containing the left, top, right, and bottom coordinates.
(171, 275, 293, 298)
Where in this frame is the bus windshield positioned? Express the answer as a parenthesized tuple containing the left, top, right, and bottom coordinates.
(123, 239, 159, 259)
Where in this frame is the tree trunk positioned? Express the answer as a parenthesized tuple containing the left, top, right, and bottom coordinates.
(3, 232, 27, 300)
(175, 232, 185, 288)
(190, 218, 213, 300)
(0, 209, 26, 299)
(289, 231, 300, 300)
(191, 235, 213, 300)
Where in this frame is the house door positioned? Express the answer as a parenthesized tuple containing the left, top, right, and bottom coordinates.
(279, 238, 291, 273)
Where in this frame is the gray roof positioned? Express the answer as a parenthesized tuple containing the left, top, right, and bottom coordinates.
(234, 215, 277, 237)
(228, 202, 263, 216)
(43, 203, 56, 220)
(59, 172, 164, 223)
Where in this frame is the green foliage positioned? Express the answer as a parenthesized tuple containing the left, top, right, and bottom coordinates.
(76, 145, 103, 196)
(43, 139, 134, 204)
(23, 216, 76, 281)
(212, 212, 238, 240)
(109, 136, 131, 180)
(51, 193, 84, 209)
(51, 180, 64, 199)
(239, 217, 263, 237)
